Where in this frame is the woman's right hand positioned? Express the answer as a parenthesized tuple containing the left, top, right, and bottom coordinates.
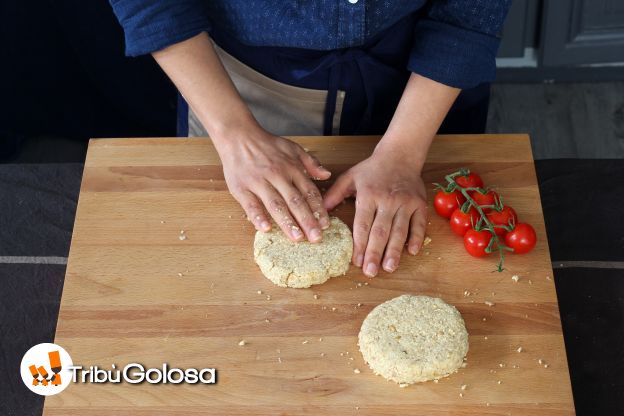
(214, 125, 332, 243)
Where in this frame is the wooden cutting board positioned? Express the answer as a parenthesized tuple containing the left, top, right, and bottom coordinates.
(44, 135, 575, 415)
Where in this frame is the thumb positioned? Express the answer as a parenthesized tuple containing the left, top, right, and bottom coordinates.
(299, 150, 331, 180)
(323, 172, 355, 211)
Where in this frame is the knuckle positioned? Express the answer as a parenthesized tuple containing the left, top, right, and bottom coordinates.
(371, 225, 389, 239)
(245, 200, 262, 213)
(288, 192, 304, 208)
(268, 198, 286, 213)
(391, 225, 408, 239)
(304, 188, 321, 201)
(355, 221, 371, 234)
(385, 246, 403, 259)
(265, 163, 285, 177)
(365, 248, 383, 262)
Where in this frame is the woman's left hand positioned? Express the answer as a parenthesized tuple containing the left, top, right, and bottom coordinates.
(323, 145, 428, 277)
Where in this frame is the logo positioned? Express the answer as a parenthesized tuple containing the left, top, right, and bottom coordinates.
(20, 343, 217, 395)
(20, 343, 73, 396)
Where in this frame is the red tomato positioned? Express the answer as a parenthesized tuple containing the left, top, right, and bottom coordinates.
(463, 229, 492, 257)
(433, 190, 466, 219)
(505, 223, 537, 254)
(470, 189, 498, 209)
(449, 207, 480, 236)
(486, 206, 518, 236)
(455, 173, 484, 189)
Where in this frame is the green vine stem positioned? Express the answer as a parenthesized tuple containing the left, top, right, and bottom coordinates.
(443, 168, 513, 272)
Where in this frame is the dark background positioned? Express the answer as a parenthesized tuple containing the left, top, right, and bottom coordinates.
(1, 1, 623, 415)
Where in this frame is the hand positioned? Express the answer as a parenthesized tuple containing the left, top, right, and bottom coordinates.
(216, 126, 332, 242)
(323, 145, 428, 277)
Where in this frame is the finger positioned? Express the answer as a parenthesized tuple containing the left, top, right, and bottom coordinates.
(323, 171, 355, 211)
(272, 176, 323, 243)
(234, 190, 271, 232)
(407, 200, 428, 255)
(363, 206, 395, 277)
(293, 175, 331, 230)
(257, 183, 304, 242)
(299, 149, 331, 181)
(351, 197, 375, 269)
(381, 206, 411, 273)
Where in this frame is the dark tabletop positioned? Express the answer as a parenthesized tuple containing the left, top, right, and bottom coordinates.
(0, 160, 622, 416)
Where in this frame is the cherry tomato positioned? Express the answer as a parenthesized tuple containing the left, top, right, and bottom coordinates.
(434, 190, 466, 219)
(449, 207, 480, 237)
(463, 229, 492, 257)
(505, 223, 537, 254)
(470, 189, 499, 210)
(486, 205, 518, 236)
(455, 172, 484, 189)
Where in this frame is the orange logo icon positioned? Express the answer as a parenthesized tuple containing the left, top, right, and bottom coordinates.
(28, 350, 63, 387)
(20, 343, 73, 396)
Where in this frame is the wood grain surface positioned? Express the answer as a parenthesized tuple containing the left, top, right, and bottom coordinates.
(44, 135, 575, 415)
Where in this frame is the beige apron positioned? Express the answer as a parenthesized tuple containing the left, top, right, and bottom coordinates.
(187, 45, 345, 137)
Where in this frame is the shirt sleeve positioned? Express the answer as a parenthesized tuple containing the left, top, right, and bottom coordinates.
(408, 0, 512, 89)
(109, 0, 211, 57)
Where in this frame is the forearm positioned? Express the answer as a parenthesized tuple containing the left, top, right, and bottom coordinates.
(152, 32, 261, 146)
(377, 73, 460, 170)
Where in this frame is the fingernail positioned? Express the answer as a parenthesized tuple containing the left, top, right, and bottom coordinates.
(291, 226, 304, 240)
(320, 217, 330, 229)
(354, 254, 364, 268)
(409, 244, 419, 255)
(383, 258, 397, 272)
(260, 221, 271, 231)
(364, 262, 378, 277)
(309, 228, 322, 242)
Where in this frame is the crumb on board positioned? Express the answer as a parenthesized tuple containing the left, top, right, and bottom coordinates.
(399, 383, 409, 388)
(459, 393, 464, 398)
(433, 379, 439, 383)
(353, 368, 361, 374)
(331, 307, 337, 311)
(320, 353, 326, 357)
(177, 272, 183, 277)
(460, 384, 467, 390)
(497, 380, 502, 385)
(511, 274, 520, 282)
(423, 236, 432, 246)
(257, 290, 263, 295)
(313, 294, 319, 300)
(266, 295, 272, 301)
(461, 362, 467, 368)
(538, 358, 544, 365)
(265, 319, 270, 323)
(517, 346, 523, 353)
(302, 340, 309, 344)
(485, 300, 495, 307)
(238, 340, 246, 346)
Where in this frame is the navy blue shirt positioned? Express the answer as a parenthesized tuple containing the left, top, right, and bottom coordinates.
(110, 0, 511, 89)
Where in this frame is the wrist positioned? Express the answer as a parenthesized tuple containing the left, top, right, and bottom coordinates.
(207, 112, 265, 149)
(373, 134, 430, 173)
